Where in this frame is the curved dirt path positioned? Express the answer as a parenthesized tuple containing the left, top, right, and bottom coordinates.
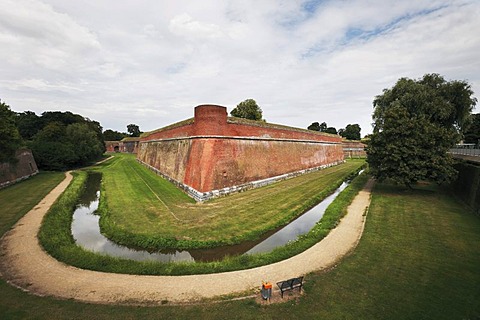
(0, 172, 373, 305)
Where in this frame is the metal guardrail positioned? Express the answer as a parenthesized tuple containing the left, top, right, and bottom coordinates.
(450, 148, 480, 157)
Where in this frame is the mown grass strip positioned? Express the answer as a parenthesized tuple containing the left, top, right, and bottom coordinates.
(296, 182, 480, 319)
(37, 166, 369, 275)
(97, 154, 366, 250)
(0, 172, 64, 237)
(3, 171, 478, 318)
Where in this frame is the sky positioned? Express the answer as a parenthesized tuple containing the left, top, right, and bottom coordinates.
(1, 0, 479, 136)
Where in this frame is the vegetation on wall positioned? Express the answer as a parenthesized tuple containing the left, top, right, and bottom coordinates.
(367, 73, 477, 187)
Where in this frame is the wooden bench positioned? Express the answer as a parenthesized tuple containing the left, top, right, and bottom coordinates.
(276, 276, 304, 298)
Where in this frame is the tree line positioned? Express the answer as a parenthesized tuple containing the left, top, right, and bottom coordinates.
(1, 103, 105, 170)
(307, 122, 361, 140)
(0, 100, 142, 171)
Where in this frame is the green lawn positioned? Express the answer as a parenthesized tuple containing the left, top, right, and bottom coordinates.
(0, 172, 64, 236)
(1, 177, 479, 319)
(98, 154, 365, 248)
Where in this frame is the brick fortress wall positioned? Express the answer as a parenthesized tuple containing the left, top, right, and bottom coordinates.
(342, 140, 366, 158)
(137, 105, 345, 201)
(0, 149, 39, 189)
(105, 138, 139, 153)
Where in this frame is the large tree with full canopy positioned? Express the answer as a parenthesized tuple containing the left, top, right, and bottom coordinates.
(230, 99, 263, 121)
(366, 73, 477, 187)
(339, 124, 361, 140)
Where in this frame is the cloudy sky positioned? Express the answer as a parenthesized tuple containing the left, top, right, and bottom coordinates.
(1, 0, 479, 135)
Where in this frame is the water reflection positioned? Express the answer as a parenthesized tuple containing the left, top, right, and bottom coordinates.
(246, 182, 347, 254)
(72, 173, 194, 262)
(72, 172, 354, 263)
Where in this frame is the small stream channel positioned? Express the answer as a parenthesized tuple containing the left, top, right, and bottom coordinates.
(71, 172, 353, 263)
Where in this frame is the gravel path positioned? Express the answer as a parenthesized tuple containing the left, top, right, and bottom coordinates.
(0, 172, 373, 305)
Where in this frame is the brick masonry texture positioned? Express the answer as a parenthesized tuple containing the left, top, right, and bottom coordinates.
(105, 138, 139, 153)
(137, 105, 345, 200)
(0, 149, 39, 189)
(342, 141, 366, 158)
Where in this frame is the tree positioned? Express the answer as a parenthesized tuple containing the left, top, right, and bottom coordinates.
(127, 124, 141, 137)
(308, 121, 330, 132)
(339, 124, 361, 140)
(230, 99, 263, 121)
(367, 73, 477, 187)
(103, 129, 127, 141)
(27, 110, 106, 170)
(0, 100, 23, 164)
(66, 123, 104, 165)
(463, 113, 480, 144)
(41, 111, 84, 127)
(307, 122, 320, 131)
(324, 127, 337, 135)
(29, 122, 75, 170)
(15, 111, 42, 140)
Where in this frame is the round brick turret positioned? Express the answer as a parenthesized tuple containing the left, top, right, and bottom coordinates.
(194, 105, 227, 135)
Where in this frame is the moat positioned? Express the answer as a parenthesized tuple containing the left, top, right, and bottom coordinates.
(72, 172, 350, 262)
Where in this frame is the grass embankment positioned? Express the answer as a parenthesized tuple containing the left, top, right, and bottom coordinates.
(0, 172, 64, 236)
(38, 171, 90, 263)
(37, 156, 367, 275)
(97, 154, 365, 250)
(1, 176, 479, 319)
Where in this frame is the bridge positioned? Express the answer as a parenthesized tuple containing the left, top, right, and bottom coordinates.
(450, 145, 480, 164)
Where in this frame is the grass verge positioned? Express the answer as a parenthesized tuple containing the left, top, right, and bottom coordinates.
(0, 172, 64, 236)
(36, 165, 369, 275)
(97, 154, 365, 250)
(1, 174, 479, 319)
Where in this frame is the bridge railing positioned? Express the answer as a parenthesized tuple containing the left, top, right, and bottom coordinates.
(450, 145, 480, 157)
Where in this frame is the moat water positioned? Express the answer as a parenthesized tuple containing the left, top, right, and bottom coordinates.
(71, 172, 351, 263)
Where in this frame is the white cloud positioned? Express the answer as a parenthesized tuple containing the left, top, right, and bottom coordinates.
(0, 0, 478, 135)
(169, 13, 224, 39)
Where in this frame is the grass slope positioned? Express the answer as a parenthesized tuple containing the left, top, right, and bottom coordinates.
(0, 172, 64, 236)
(98, 154, 365, 249)
(1, 179, 479, 319)
(36, 167, 369, 275)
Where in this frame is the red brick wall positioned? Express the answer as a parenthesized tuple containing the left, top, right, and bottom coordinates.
(105, 140, 139, 153)
(137, 139, 191, 183)
(342, 140, 366, 158)
(138, 105, 344, 195)
(183, 138, 344, 192)
(141, 105, 339, 143)
(105, 141, 120, 152)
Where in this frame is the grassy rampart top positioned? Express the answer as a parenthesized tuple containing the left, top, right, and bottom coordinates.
(140, 116, 338, 139)
(226, 116, 339, 138)
(140, 118, 195, 138)
(120, 137, 140, 142)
